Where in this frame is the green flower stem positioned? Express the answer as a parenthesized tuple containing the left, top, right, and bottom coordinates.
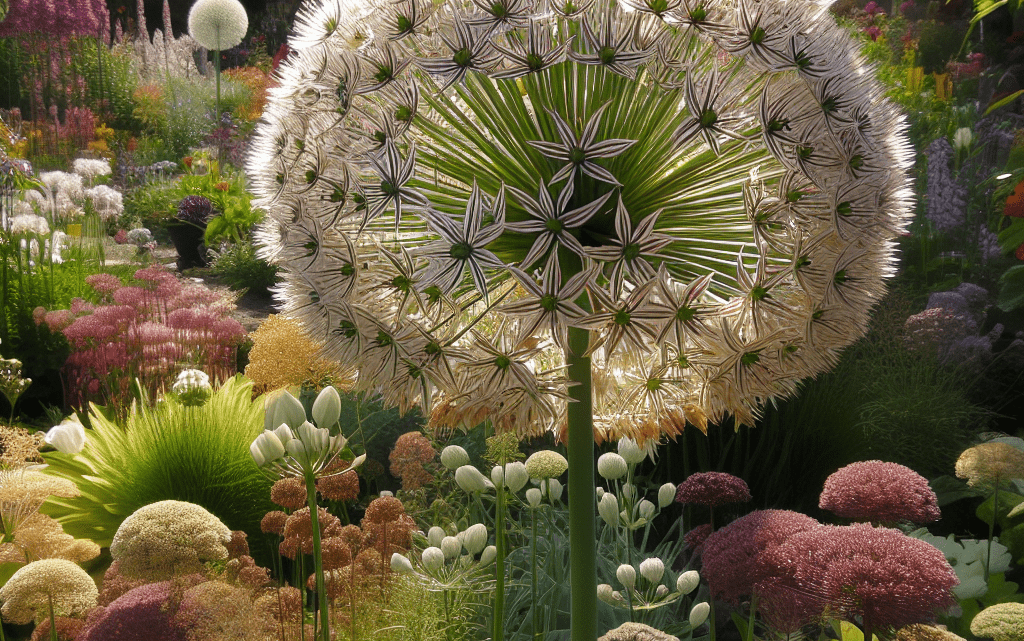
(566, 326, 596, 641)
(494, 474, 507, 641)
(531, 506, 541, 641)
(987, 483, 999, 583)
(709, 597, 717, 641)
(304, 471, 330, 641)
(745, 594, 758, 641)
(48, 592, 57, 641)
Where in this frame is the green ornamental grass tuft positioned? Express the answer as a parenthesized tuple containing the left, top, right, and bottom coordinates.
(41, 375, 276, 562)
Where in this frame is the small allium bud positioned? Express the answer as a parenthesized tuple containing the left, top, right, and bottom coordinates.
(264, 389, 306, 432)
(311, 385, 341, 428)
(689, 602, 710, 628)
(250, 431, 286, 467)
(639, 557, 665, 584)
(542, 478, 563, 502)
(390, 553, 413, 574)
(440, 536, 461, 559)
(616, 564, 636, 590)
(171, 369, 212, 406)
(596, 487, 605, 500)
(463, 523, 488, 555)
(491, 465, 504, 487)
(676, 570, 699, 595)
(421, 547, 445, 572)
(597, 583, 616, 605)
(599, 492, 619, 526)
(45, 420, 86, 454)
(503, 461, 529, 492)
(655, 585, 669, 598)
(597, 453, 628, 480)
(658, 483, 676, 509)
(480, 545, 497, 565)
(525, 488, 542, 508)
(621, 483, 637, 501)
(440, 445, 470, 470)
(427, 526, 446, 547)
(455, 465, 493, 493)
(456, 530, 466, 547)
(380, 490, 394, 497)
(617, 437, 646, 465)
(638, 499, 655, 520)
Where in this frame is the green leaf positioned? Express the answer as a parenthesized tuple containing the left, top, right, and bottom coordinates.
(976, 490, 1024, 526)
(998, 218, 1024, 255)
(731, 611, 749, 639)
(986, 90, 1024, 116)
(931, 475, 985, 506)
(997, 265, 1024, 312)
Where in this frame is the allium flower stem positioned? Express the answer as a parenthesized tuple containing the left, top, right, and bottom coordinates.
(566, 326, 597, 641)
(744, 593, 758, 641)
(48, 592, 57, 641)
(494, 474, 507, 641)
(531, 505, 540, 640)
(987, 483, 999, 584)
(304, 471, 330, 641)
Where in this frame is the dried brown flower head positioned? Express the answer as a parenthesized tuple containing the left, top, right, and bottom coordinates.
(364, 495, 406, 524)
(317, 469, 360, 502)
(281, 506, 343, 557)
(956, 443, 1024, 490)
(0, 468, 80, 539)
(389, 432, 437, 491)
(270, 477, 308, 511)
(97, 561, 147, 606)
(176, 580, 278, 641)
(226, 530, 250, 559)
(254, 586, 304, 623)
(0, 425, 45, 467)
(261, 510, 289, 536)
(339, 524, 365, 550)
(29, 615, 87, 641)
(321, 536, 352, 571)
(895, 624, 966, 641)
(0, 511, 100, 564)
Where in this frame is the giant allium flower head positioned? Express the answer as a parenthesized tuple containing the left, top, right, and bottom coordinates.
(700, 509, 819, 606)
(956, 443, 1024, 490)
(248, 0, 913, 441)
(674, 471, 751, 507)
(761, 523, 959, 636)
(819, 460, 940, 525)
(970, 602, 1024, 641)
(0, 558, 98, 624)
(176, 195, 214, 226)
(187, 0, 248, 51)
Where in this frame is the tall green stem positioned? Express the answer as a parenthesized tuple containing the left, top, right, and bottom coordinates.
(986, 483, 999, 583)
(566, 326, 596, 641)
(304, 471, 330, 641)
(48, 592, 57, 641)
(493, 470, 506, 641)
(531, 506, 540, 640)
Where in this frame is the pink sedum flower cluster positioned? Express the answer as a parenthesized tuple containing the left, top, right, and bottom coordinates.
(674, 471, 751, 507)
(819, 460, 941, 525)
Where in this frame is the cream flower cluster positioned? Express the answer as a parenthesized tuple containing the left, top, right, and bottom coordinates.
(187, 0, 248, 51)
(0, 558, 98, 624)
(249, 0, 912, 440)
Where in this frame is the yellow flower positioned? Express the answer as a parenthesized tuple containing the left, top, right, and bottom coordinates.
(955, 443, 1024, 489)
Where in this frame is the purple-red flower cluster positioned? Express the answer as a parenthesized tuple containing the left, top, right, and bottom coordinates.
(674, 472, 751, 507)
(819, 461, 941, 525)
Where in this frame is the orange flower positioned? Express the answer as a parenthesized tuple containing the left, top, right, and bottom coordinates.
(215, 181, 230, 191)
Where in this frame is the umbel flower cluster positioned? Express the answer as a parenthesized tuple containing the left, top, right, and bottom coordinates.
(249, 0, 913, 437)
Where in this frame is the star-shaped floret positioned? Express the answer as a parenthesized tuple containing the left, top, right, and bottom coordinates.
(505, 180, 612, 269)
(468, 0, 534, 33)
(567, 7, 657, 80)
(383, 0, 431, 40)
(363, 139, 428, 232)
(357, 44, 412, 95)
(501, 256, 594, 350)
(672, 69, 748, 155)
(644, 266, 714, 353)
(490, 20, 573, 79)
(578, 277, 661, 358)
(417, 20, 501, 90)
(527, 103, 637, 185)
(587, 196, 671, 295)
(419, 181, 507, 298)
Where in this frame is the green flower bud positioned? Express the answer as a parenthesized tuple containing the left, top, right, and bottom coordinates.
(264, 389, 306, 431)
(480, 545, 497, 565)
(390, 552, 413, 574)
(422, 546, 445, 572)
(616, 564, 636, 590)
(312, 385, 342, 428)
(597, 452, 628, 480)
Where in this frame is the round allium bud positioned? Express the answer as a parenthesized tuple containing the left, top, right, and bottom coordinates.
(427, 526, 446, 547)
(616, 564, 636, 590)
(655, 585, 669, 598)
(621, 483, 637, 501)
(525, 450, 568, 480)
(421, 547, 445, 572)
(820, 460, 940, 524)
(597, 584, 616, 605)
(599, 492, 620, 526)
(390, 552, 413, 574)
(440, 445, 470, 470)
(463, 523, 488, 555)
(525, 488, 542, 508)
(639, 558, 665, 584)
(480, 545, 497, 565)
(541, 478, 563, 501)
(675, 471, 751, 507)
(455, 465, 493, 493)
(617, 437, 646, 465)
(597, 453, 628, 480)
(638, 499, 655, 520)
(440, 536, 461, 559)
(689, 602, 711, 628)
(171, 369, 212, 406)
(658, 483, 676, 509)
(187, 0, 248, 51)
(676, 570, 700, 595)
(503, 461, 529, 492)
(176, 195, 214, 225)
(970, 602, 1024, 641)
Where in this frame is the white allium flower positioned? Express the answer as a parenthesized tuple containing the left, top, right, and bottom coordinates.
(657, 483, 676, 509)
(72, 158, 112, 181)
(126, 227, 155, 246)
(639, 557, 664, 584)
(597, 583, 617, 605)
(85, 185, 124, 220)
(440, 445, 470, 470)
(172, 368, 213, 406)
(597, 452, 628, 480)
(188, 0, 248, 51)
(637, 499, 655, 520)
(427, 525, 446, 547)
(45, 420, 87, 454)
(542, 478, 563, 502)
(502, 461, 529, 492)
(953, 127, 974, 151)
(616, 564, 636, 590)
(617, 438, 646, 465)
(689, 602, 711, 628)
(598, 492, 619, 526)
(421, 546, 445, 572)
(676, 570, 700, 595)
(10, 214, 49, 236)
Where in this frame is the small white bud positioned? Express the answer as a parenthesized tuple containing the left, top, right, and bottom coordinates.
(596, 486, 605, 500)
(689, 602, 710, 628)
(440, 536, 461, 559)
(598, 492, 619, 526)
(455, 465, 493, 493)
(421, 547, 445, 572)
(491, 465, 504, 487)
(676, 570, 700, 595)
(390, 553, 413, 574)
(639, 557, 665, 584)
(638, 499, 655, 520)
(542, 478, 563, 502)
(617, 437, 645, 465)
(311, 385, 341, 428)
(440, 445, 470, 470)
(427, 526, 446, 548)
(463, 523, 488, 555)
(480, 545, 497, 565)
(45, 420, 86, 454)
(597, 452, 628, 480)
(621, 483, 637, 501)
(658, 482, 676, 509)
(525, 488, 542, 508)
(615, 564, 636, 590)
(597, 584, 616, 605)
(503, 461, 529, 492)
(379, 490, 394, 497)
(655, 585, 669, 598)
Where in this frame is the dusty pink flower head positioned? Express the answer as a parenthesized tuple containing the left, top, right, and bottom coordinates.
(78, 581, 188, 641)
(675, 472, 751, 507)
(761, 524, 958, 635)
(819, 461, 940, 525)
(701, 509, 820, 606)
(683, 523, 713, 554)
(85, 273, 122, 297)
